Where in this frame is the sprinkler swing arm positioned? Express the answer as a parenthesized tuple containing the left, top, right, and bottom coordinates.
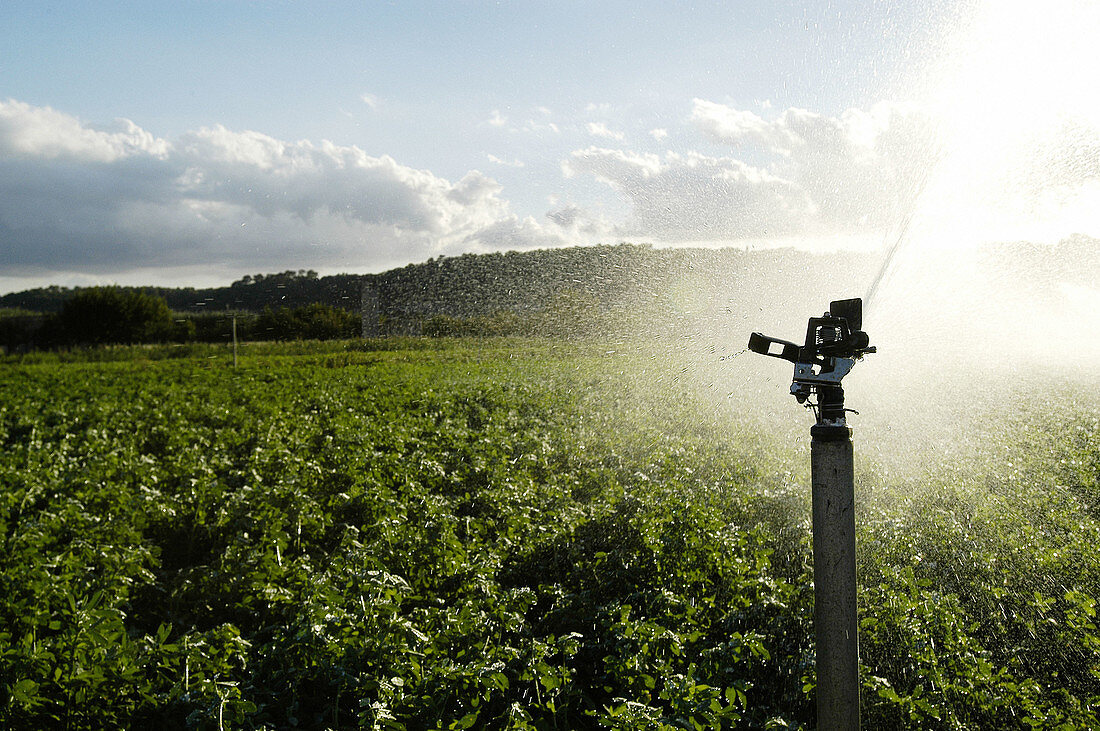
(748, 298, 875, 425)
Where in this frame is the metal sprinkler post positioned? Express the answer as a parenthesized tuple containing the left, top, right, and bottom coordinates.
(747, 298, 875, 730)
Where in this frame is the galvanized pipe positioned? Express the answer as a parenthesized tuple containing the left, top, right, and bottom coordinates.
(810, 422, 859, 730)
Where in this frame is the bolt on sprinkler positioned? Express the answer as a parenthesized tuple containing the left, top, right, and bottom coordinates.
(748, 298, 875, 731)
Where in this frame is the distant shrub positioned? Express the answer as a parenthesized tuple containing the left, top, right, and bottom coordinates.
(58, 287, 174, 345)
(0, 311, 47, 351)
(422, 313, 523, 337)
(170, 311, 258, 343)
(256, 302, 359, 341)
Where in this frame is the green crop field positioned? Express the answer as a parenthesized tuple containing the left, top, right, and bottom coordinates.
(2, 339, 1099, 729)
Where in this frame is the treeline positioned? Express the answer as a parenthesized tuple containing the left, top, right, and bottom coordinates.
(7, 235, 1096, 349)
(0, 244, 882, 348)
(0, 244, 882, 347)
(0, 287, 359, 351)
(0, 269, 363, 314)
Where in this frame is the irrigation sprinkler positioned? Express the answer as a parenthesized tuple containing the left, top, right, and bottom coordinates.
(748, 298, 875, 730)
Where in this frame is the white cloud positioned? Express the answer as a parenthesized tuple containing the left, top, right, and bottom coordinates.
(0, 99, 570, 279)
(478, 106, 560, 135)
(0, 99, 169, 162)
(586, 122, 625, 141)
(360, 92, 380, 108)
(562, 99, 939, 242)
(545, 204, 616, 238)
(563, 99, 939, 242)
(463, 215, 574, 252)
(563, 147, 662, 183)
(487, 153, 525, 168)
(565, 146, 813, 240)
(690, 99, 938, 229)
(521, 119, 560, 135)
(0, 96, 950, 287)
(649, 128, 668, 141)
(691, 99, 797, 153)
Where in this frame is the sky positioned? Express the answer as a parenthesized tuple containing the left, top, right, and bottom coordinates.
(1, 0, 1097, 294)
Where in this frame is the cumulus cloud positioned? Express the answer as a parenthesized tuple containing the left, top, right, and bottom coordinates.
(521, 119, 559, 135)
(565, 147, 814, 240)
(0, 96, 946, 286)
(0, 100, 169, 162)
(487, 153, 525, 168)
(0, 99, 568, 278)
(563, 99, 938, 242)
(586, 122, 625, 141)
(691, 100, 795, 152)
(463, 215, 576, 252)
(691, 98, 938, 228)
(545, 204, 616, 239)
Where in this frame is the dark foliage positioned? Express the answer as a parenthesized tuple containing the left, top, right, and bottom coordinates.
(0, 270, 364, 315)
(254, 303, 360, 341)
(58, 287, 175, 345)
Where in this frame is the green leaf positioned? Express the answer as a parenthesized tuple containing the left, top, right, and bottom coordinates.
(11, 679, 40, 704)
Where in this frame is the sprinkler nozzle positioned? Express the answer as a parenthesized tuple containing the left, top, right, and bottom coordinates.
(747, 298, 875, 424)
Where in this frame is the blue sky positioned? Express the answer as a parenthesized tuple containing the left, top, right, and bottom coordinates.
(1, 0, 1096, 293)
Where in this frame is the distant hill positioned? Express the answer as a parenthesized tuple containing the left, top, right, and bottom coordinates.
(0, 244, 876, 317)
(360, 244, 877, 337)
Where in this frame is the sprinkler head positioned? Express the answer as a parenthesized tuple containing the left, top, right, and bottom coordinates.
(748, 298, 875, 422)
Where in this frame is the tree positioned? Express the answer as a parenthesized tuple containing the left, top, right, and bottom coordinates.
(292, 302, 356, 339)
(255, 303, 358, 340)
(58, 287, 175, 345)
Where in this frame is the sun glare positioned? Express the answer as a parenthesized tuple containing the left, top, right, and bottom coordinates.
(915, 0, 1100, 249)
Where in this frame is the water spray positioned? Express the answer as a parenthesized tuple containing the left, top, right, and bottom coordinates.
(748, 298, 874, 730)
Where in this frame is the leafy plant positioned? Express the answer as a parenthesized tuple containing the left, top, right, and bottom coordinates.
(1, 340, 1098, 728)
